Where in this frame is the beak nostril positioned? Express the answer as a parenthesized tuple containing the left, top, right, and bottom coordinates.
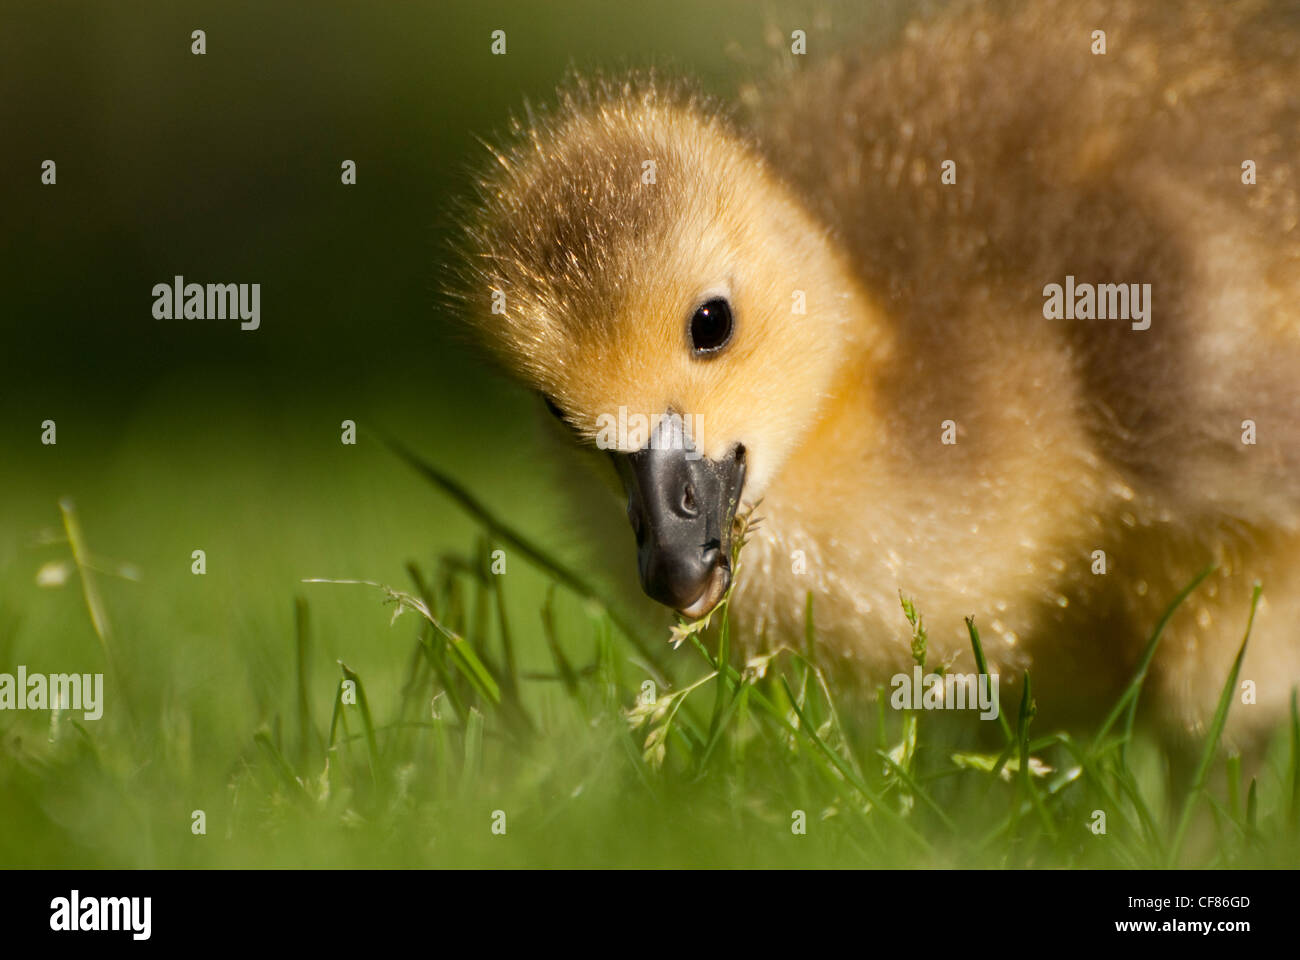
(617, 431, 746, 617)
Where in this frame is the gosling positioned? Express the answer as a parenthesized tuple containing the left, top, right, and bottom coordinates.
(456, 0, 1300, 751)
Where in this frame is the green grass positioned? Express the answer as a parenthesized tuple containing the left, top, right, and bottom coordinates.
(3, 403, 1299, 868)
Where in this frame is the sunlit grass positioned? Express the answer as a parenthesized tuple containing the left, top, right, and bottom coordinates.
(2, 428, 1298, 868)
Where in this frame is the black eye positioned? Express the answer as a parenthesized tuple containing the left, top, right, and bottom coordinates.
(689, 297, 734, 356)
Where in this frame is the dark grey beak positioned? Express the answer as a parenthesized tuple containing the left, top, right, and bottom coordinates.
(613, 421, 746, 619)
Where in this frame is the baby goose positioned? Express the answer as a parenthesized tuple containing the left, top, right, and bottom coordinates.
(458, 0, 1300, 748)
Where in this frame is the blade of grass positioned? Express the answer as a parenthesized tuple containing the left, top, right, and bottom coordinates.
(778, 674, 932, 851)
(540, 586, 580, 700)
(707, 600, 732, 744)
(875, 750, 958, 832)
(391, 638, 433, 760)
(58, 498, 135, 729)
(1015, 671, 1058, 842)
(1168, 582, 1260, 865)
(1093, 563, 1216, 753)
(406, 564, 468, 721)
(377, 433, 668, 676)
(294, 596, 317, 764)
(306, 578, 500, 704)
(253, 727, 312, 802)
(695, 674, 751, 774)
(966, 616, 1012, 743)
(491, 566, 522, 705)
(338, 660, 380, 786)
(462, 706, 485, 792)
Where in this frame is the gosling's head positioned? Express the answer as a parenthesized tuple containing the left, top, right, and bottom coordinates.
(458, 76, 861, 618)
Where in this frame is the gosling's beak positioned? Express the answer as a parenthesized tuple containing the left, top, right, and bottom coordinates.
(613, 422, 746, 620)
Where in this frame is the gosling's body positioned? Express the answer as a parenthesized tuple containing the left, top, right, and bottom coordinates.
(461, 0, 1300, 747)
(746, 0, 1300, 744)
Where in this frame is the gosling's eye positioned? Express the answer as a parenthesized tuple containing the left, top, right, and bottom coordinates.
(689, 297, 734, 356)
